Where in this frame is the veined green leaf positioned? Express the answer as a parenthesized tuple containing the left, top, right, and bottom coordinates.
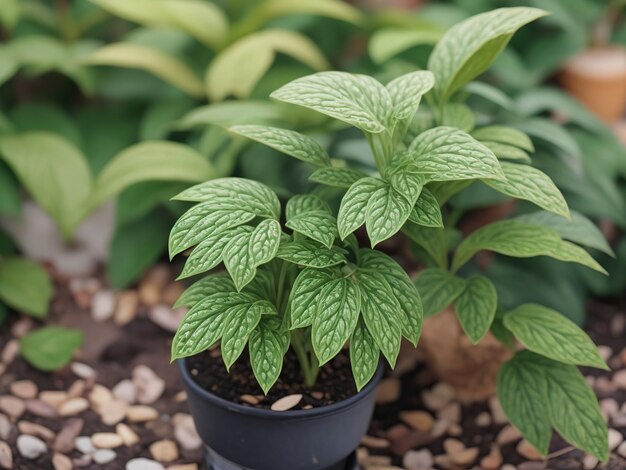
(365, 183, 413, 247)
(253, 0, 363, 26)
(386, 71, 435, 123)
(471, 125, 534, 152)
(369, 28, 443, 64)
(173, 274, 235, 308)
(350, 318, 380, 391)
(309, 167, 367, 189)
(454, 275, 497, 343)
(402, 223, 446, 268)
(178, 229, 237, 279)
(0, 258, 52, 318)
(277, 240, 346, 268)
(249, 316, 289, 394)
(20, 327, 84, 371)
(503, 304, 607, 369)
(286, 194, 330, 220)
(441, 103, 475, 133)
(384, 153, 425, 204)
(230, 125, 330, 168)
(483, 162, 569, 218)
(176, 101, 282, 129)
(414, 268, 465, 317)
(480, 141, 531, 162)
(222, 300, 274, 369)
(408, 188, 443, 228)
(271, 72, 392, 133)
(289, 268, 334, 328)
(286, 211, 338, 249)
(338, 177, 385, 239)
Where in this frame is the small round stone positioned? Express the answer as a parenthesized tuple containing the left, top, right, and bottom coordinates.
(92, 432, 124, 449)
(270, 394, 302, 411)
(17, 435, 47, 459)
(93, 449, 117, 464)
(116, 423, 140, 447)
(10, 380, 38, 399)
(75, 436, 96, 454)
(149, 439, 179, 462)
(58, 398, 89, 417)
(126, 457, 165, 470)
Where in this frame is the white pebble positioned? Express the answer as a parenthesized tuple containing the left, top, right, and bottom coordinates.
(93, 449, 117, 464)
(75, 436, 96, 454)
(126, 457, 165, 470)
(17, 435, 47, 459)
(91, 290, 116, 321)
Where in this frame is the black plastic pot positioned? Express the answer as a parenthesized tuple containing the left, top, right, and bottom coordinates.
(178, 358, 383, 470)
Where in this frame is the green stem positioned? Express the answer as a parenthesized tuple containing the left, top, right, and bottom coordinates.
(290, 330, 318, 387)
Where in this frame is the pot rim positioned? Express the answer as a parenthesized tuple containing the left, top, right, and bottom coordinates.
(177, 356, 384, 420)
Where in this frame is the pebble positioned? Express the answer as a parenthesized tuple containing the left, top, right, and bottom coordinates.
(75, 436, 96, 454)
(115, 290, 140, 325)
(502, 465, 517, 470)
(100, 400, 128, 426)
(139, 266, 170, 306)
(149, 305, 186, 332)
(39, 391, 68, 409)
(58, 397, 89, 416)
(92, 432, 124, 449)
(402, 449, 433, 470)
(614, 369, 626, 390)
(438, 402, 461, 424)
(583, 454, 598, 469)
(442, 438, 465, 455)
(497, 424, 522, 445)
(127, 405, 159, 422)
(611, 314, 625, 336)
(52, 452, 73, 470)
(595, 376, 617, 394)
(612, 412, 626, 427)
(67, 380, 86, 399)
(618, 440, 626, 458)
(71, 362, 97, 380)
(447, 423, 462, 436)
(271, 394, 302, 411)
(10, 380, 38, 399)
(0, 441, 11, 469)
(89, 384, 113, 409)
(480, 445, 503, 470)
(431, 420, 448, 439)
(18, 421, 55, 441)
(17, 434, 47, 459)
(53, 418, 84, 453)
(1, 340, 19, 364)
(93, 449, 117, 464)
(608, 428, 623, 450)
(116, 423, 140, 447)
(375, 378, 401, 405)
(240, 394, 259, 405)
(489, 396, 508, 424)
(92, 290, 116, 321)
(598, 345, 612, 362)
(126, 457, 165, 470)
(399, 410, 434, 432)
(450, 447, 479, 466)
(517, 439, 543, 460)
(600, 398, 619, 420)
(475, 411, 492, 427)
(174, 391, 187, 402)
(11, 318, 34, 338)
(0, 415, 10, 440)
(133, 365, 166, 405)
(360, 435, 390, 449)
(172, 414, 201, 450)
(25, 399, 56, 418)
(163, 283, 186, 306)
(149, 439, 179, 462)
(166, 466, 198, 470)
(113, 379, 137, 404)
(0, 396, 25, 419)
(422, 383, 454, 410)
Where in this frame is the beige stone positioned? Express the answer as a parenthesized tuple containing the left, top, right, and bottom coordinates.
(67, 380, 86, 398)
(172, 414, 201, 451)
(0, 441, 11, 470)
(116, 423, 140, 447)
(71, 362, 97, 380)
(399, 410, 434, 432)
(114, 290, 139, 325)
(112, 379, 136, 404)
(39, 391, 68, 409)
(10, 380, 38, 399)
(149, 439, 179, 462)
(240, 394, 259, 405)
(100, 400, 128, 426)
(92, 432, 123, 449)
(270, 394, 302, 411)
(162, 283, 186, 307)
(166, 465, 198, 470)
(0, 396, 25, 419)
(450, 447, 479, 466)
(17, 421, 54, 441)
(52, 452, 72, 470)
(516, 439, 543, 460)
(438, 402, 461, 424)
(497, 424, 522, 445)
(89, 384, 113, 410)
(133, 365, 165, 405)
(127, 405, 159, 422)
(360, 435, 389, 449)
(480, 445, 502, 470)
(375, 378, 401, 405)
(58, 397, 89, 417)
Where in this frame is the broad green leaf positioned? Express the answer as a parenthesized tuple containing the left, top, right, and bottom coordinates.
(277, 241, 346, 268)
(515, 118, 581, 161)
(464, 81, 515, 110)
(441, 103, 475, 132)
(176, 101, 282, 129)
(428, 7, 548, 102)
(414, 268, 465, 317)
(408, 188, 443, 228)
(312, 278, 361, 365)
(357, 271, 403, 367)
(310, 167, 367, 189)
(271, 72, 391, 133)
(350, 318, 380, 391)
(84, 43, 204, 97)
(0, 163, 20, 216)
(289, 268, 334, 328)
(207, 29, 329, 101)
(471, 125, 534, 152)
(497, 353, 553, 454)
(409, 127, 505, 182)
(85, 141, 214, 219)
(230, 125, 330, 168)
(0, 0, 19, 30)
(0, 47, 18, 87)
(20, 327, 84, 371)
(0, 132, 92, 238)
(338, 177, 385, 239)
(174, 274, 235, 308)
(178, 228, 238, 279)
(384, 153, 425, 204)
(480, 141, 531, 162)
(454, 275, 497, 343)
(250, 0, 363, 27)
(386, 71, 435, 122)
(452, 220, 606, 274)
(402, 223, 446, 268)
(483, 162, 569, 218)
(515, 211, 614, 256)
(0, 258, 52, 318)
(286, 211, 338, 249)
(222, 300, 273, 369)
(369, 28, 443, 64)
(249, 316, 289, 394)
(286, 194, 330, 220)
(503, 304, 607, 369)
(365, 184, 413, 247)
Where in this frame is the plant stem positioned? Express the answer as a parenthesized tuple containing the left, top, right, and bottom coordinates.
(290, 330, 318, 387)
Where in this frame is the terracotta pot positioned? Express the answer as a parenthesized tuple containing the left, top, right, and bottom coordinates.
(560, 47, 626, 123)
(419, 308, 513, 403)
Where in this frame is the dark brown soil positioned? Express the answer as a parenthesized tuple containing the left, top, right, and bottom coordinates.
(187, 349, 358, 410)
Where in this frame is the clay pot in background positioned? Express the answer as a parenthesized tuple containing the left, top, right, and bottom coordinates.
(560, 47, 626, 123)
(419, 308, 513, 403)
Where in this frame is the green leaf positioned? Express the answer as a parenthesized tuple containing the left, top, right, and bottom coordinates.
(515, 211, 614, 257)
(84, 43, 204, 97)
(480, 141, 531, 162)
(286, 211, 338, 249)
(402, 224, 446, 268)
(414, 268, 465, 317)
(207, 29, 329, 101)
(271, 72, 391, 133)
(369, 27, 443, 64)
(428, 7, 548, 102)
(178, 228, 238, 279)
(441, 103, 475, 132)
(471, 125, 534, 152)
(0, 47, 18, 87)
(515, 118, 581, 161)
(289, 268, 334, 328)
(230, 125, 330, 168)
(251, 0, 363, 26)
(454, 275, 497, 343)
(20, 326, 84, 371)
(177, 101, 282, 129)
(384, 153, 425, 204)
(408, 188, 443, 228)
(365, 184, 413, 247)
(174, 274, 235, 308)
(249, 316, 289, 394)
(337, 177, 385, 239)
(310, 167, 367, 189)
(409, 127, 505, 182)
(483, 162, 569, 218)
(386, 71, 435, 123)
(357, 271, 402, 367)
(452, 220, 607, 274)
(222, 300, 273, 369)
(312, 278, 361, 365)
(0, 0, 19, 30)
(0, 258, 52, 318)
(0, 163, 20, 216)
(0, 132, 92, 238)
(286, 194, 330, 220)
(503, 304, 607, 369)
(350, 318, 380, 391)
(277, 241, 346, 268)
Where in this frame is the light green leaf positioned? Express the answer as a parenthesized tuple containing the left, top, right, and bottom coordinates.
(408, 188, 443, 228)
(369, 28, 443, 64)
(286, 211, 338, 249)
(480, 141, 531, 162)
(207, 29, 329, 101)
(453, 220, 606, 274)
(178, 229, 237, 279)
(483, 162, 569, 218)
(221, 300, 273, 369)
(0, 163, 21, 216)
(84, 43, 204, 97)
(277, 241, 346, 268)
(402, 224, 446, 268)
(0, 258, 52, 318)
(384, 153, 425, 204)
(271, 72, 391, 133)
(174, 274, 235, 308)
(365, 184, 413, 247)
(515, 118, 581, 160)
(409, 127, 504, 182)
(312, 278, 361, 365)
(464, 81, 515, 110)
(338, 177, 385, 239)
(0, 47, 18, 87)
(441, 103, 475, 132)
(252, 0, 363, 26)
(503, 303, 607, 369)
(0, 132, 92, 238)
(454, 275, 497, 343)
(176, 101, 282, 129)
(286, 194, 330, 220)
(414, 268, 465, 317)
(230, 125, 330, 168)
(386, 71, 435, 122)
(249, 316, 289, 394)
(471, 125, 534, 152)
(310, 167, 367, 189)
(289, 268, 334, 328)
(20, 327, 84, 371)
(350, 318, 380, 391)
(428, 7, 548, 102)
(0, 0, 19, 30)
